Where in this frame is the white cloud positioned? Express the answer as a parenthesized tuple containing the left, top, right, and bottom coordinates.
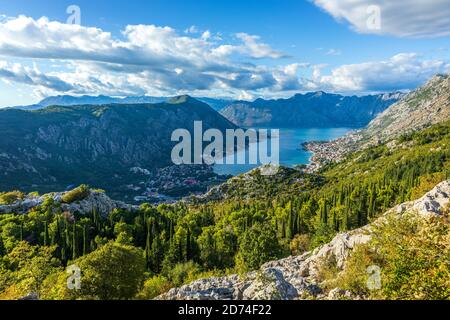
(0, 16, 448, 100)
(235, 33, 286, 59)
(0, 17, 284, 67)
(272, 63, 309, 91)
(313, 0, 450, 38)
(0, 61, 75, 92)
(201, 30, 211, 40)
(184, 25, 199, 34)
(326, 49, 341, 56)
(318, 53, 450, 92)
(0, 16, 289, 97)
(238, 91, 254, 101)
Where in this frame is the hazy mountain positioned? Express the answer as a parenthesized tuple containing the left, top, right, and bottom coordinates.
(220, 92, 404, 128)
(0, 96, 236, 196)
(13, 95, 232, 111)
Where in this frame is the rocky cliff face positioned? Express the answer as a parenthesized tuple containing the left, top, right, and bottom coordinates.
(0, 96, 237, 196)
(365, 74, 450, 143)
(158, 180, 450, 300)
(220, 92, 402, 128)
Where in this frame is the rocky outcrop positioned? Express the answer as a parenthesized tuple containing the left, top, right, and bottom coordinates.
(0, 189, 137, 217)
(158, 180, 450, 300)
(365, 73, 450, 144)
(396, 180, 450, 217)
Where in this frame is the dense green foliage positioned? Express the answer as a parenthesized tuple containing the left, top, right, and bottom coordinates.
(0, 191, 25, 205)
(60, 185, 90, 204)
(0, 121, 449, 299)
(326, 210, 450, 300)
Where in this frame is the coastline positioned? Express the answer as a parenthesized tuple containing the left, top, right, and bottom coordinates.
(301, 130, 363, 172)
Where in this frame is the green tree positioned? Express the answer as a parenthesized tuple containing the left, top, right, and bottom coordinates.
(235, 222, 281, 272)
(136, 275, 173, 299)
(52, 242, 145, 300)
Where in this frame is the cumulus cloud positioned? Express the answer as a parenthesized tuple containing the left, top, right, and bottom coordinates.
(0, 61, 75, 92)
(312, 0, 450, 38)
(0, 15, 448, 100)
(272, 63, 308, 91)
(0, 16, 282, 67)
(234, 33, 286, 59)
(318, 53, 450, 92)
(0, 16, 290, 97)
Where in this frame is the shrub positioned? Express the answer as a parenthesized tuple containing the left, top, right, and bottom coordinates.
(235, 222, 282, 272)
(289, 234, 311, 256)
(334, 213, 450, 300)
(166, 261, 202, 287)
(42, 242, 146, 300)
(61, 185, 90, 204)
(330, 244, 379, 297)
(136, 275, 173, 300)
(0, 191, 25, 205)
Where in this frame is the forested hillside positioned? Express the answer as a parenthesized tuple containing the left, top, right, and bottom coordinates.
(1, 119, 449, 300)
(0, 96, 236, 199)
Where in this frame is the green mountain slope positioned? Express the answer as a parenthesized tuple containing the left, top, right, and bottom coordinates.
(0, 97, 237, 197)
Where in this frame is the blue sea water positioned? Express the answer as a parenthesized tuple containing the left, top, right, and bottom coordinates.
(213, 127, 352, 176)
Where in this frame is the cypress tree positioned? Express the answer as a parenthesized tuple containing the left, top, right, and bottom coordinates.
(83, 224, 87, 256)
(72, 224, 77, 259)
(43, 221, 49, 246)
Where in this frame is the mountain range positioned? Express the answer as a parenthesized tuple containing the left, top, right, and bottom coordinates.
(13, 95, 232, 112)
(220, 92, 404, 128)
(12, 91, 404, 129)
(0, 77, 446, 200)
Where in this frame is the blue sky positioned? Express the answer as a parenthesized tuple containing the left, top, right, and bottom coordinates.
(0, 0, 449, 106)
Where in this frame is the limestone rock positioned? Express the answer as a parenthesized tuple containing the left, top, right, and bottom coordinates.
(241, 268, 298, 300)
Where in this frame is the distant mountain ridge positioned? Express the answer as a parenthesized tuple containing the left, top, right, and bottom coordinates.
(12, 95, 232, 111)
(12, 91, 404, 128)
(220, 92, 404, 128)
